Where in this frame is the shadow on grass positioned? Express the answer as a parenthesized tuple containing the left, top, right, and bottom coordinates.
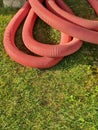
(0, 5, 18, 15)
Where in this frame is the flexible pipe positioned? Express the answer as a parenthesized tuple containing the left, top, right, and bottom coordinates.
(47, 0, 98, 30)
(29, 0, 98, 44)
(22, 1, 82, 57)
(3, 0, 98, 68)
(3, 2, 64, 68)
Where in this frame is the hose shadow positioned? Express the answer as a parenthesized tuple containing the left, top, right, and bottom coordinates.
(50, 43, 98, 71)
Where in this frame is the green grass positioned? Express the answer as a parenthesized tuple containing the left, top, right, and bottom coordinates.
(0, 0, 98, 130)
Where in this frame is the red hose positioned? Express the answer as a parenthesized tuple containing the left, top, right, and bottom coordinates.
(47, 0, 98, 30)
(22, 2, 82, 57)
(3, 2, 63, 68)
(3, 0, 98, 68)
(29, 0, 98, 44)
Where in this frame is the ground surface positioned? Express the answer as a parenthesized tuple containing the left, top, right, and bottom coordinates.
(0, 0, 98, 129)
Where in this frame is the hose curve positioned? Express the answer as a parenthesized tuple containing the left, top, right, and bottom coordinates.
(3, 0, 98, 68)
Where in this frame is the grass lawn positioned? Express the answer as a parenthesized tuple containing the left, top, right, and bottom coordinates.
(0, 0, 98, 129)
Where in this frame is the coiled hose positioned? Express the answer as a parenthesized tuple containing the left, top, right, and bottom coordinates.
(3, 0, 98, 68)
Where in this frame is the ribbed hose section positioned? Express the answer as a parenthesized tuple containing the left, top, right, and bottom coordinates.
(22, 1, 82, 57)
